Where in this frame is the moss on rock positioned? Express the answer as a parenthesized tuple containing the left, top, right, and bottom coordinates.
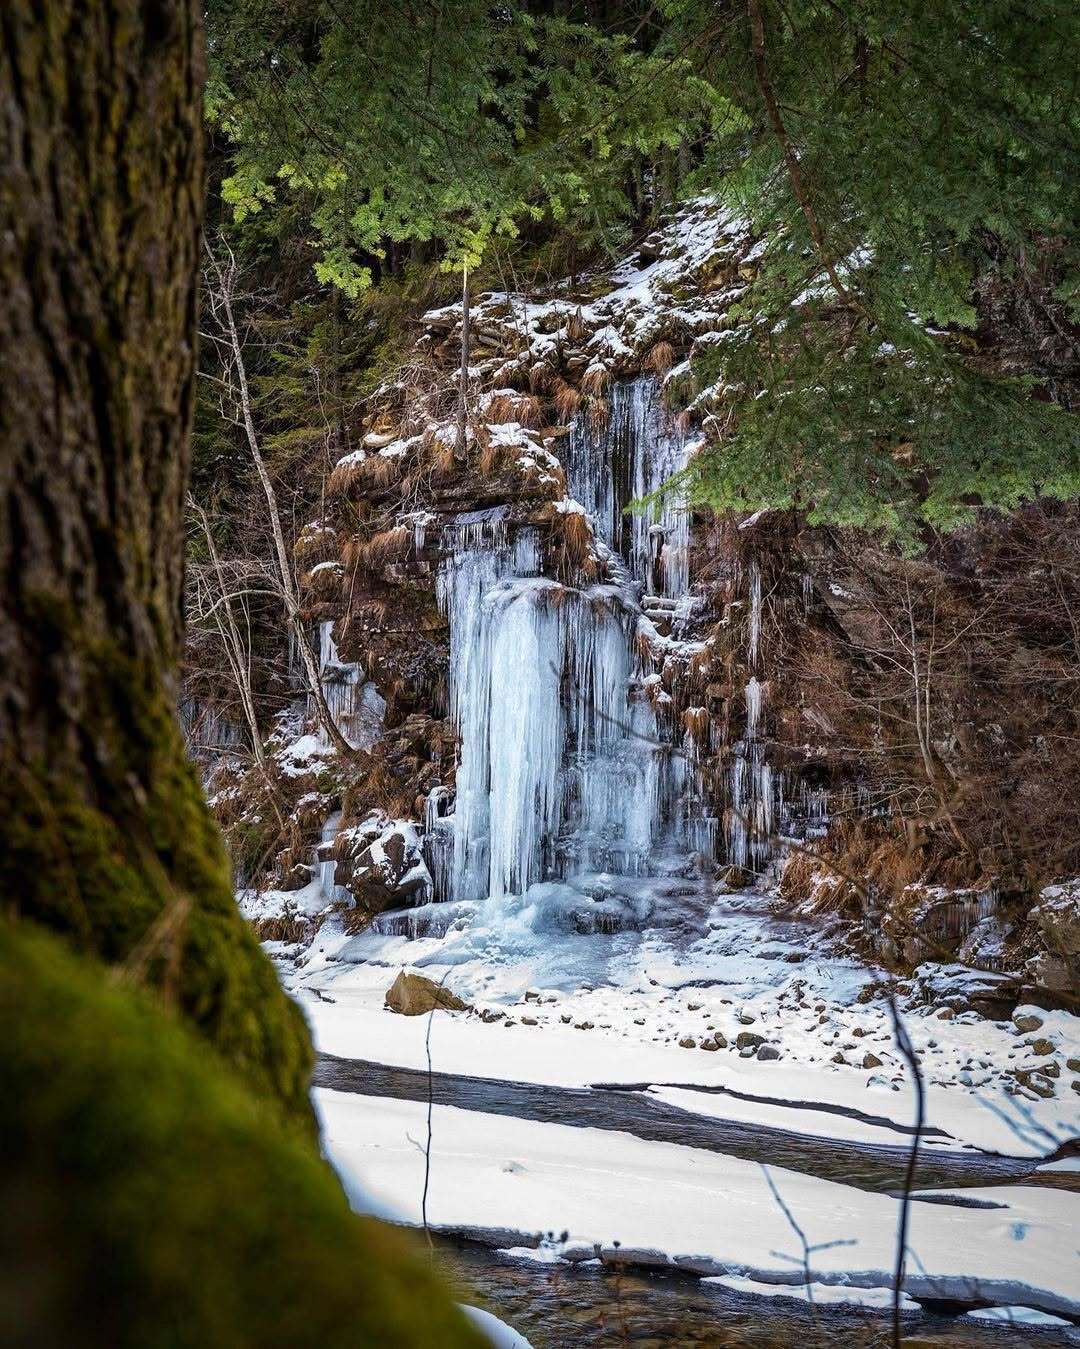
(0, 920, 486, 1348)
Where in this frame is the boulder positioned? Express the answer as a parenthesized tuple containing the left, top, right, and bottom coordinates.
(1025, 879, 1080, 997)
(736, 1031, 765, 1050)
(912, 963, 1020, 1019)
(334, 814, 433, 918)
(879, 884, 999, 967)
(385, 971, 469, 1016)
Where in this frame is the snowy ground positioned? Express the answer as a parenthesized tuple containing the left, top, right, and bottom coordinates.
(269, 885, 1080, 1326)
(317, 1089, 1080, 1319)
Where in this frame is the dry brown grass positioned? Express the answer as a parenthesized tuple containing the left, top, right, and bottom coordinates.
(340, 904, 375, 935)
(514, 393, 543, 427)
(553, 378, 583, 422)
(294, 525, 339, 566)
(327, 453, 401, 497)
(528, 362, 555, 393)
(683, 706, 711, 743)
(342, 525, 410, 574)
(301, 563, 345, 601)
(429, 434, 458, 479)
(484, 392, 518, 424)
(645, 340, 676, 374)
(566, 308, 589, 343)
(586, 395, 609, 430)
(778, 818, 955, 921)
(484, 391, 543, 427)
(548, 508, 598, 582)
(580, 364, 610, 396)
(251, 913, 322, 945)
(478, 433, 508, 476)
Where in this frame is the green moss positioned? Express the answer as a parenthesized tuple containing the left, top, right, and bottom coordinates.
(0, 921, 486, 1348)
(0, 610, 314, 1126)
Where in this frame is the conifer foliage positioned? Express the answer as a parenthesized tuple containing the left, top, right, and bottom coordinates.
(207, 0, 1079, 532)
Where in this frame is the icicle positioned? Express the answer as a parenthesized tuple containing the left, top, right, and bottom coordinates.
(315, 620, 386, 750)
(748, 562, 762, 667)
(318, 811, 352, 905)
(430, 383, 717, 909)
(565, 377, 691, 598)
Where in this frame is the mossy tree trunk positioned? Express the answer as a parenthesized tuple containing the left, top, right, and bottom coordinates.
(0, 0, 313, 1123)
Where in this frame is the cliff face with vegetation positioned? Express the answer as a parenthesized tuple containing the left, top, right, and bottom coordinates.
(189, 197, 1079, 1009)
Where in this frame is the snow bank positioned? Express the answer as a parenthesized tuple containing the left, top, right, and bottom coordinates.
(316, 1090, 1080, 1319)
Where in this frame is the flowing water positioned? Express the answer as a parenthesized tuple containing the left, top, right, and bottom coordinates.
(438, 1243, 1080, 1348)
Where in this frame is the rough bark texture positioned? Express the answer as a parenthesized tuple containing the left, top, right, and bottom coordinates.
(0, 0, 312, 1121)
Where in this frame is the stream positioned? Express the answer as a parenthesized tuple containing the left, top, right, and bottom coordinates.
(316, 1051, 1079, 1344)
(438, 1242, 1080, 1348)
(314, 1052, 1077, 1195)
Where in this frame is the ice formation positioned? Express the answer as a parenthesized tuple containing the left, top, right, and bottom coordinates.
(430, 378, 712, 919)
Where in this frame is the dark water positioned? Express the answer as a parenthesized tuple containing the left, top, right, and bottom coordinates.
(438, 1242, 1080, 1348)
(314, 1053, 1076, 1194)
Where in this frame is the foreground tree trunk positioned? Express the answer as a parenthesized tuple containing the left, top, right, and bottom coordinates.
(0, 0, 311, 1119)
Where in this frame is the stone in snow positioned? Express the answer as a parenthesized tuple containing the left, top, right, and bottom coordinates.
(384, 970, 469, 1016)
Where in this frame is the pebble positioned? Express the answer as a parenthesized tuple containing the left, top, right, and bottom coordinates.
(862, 1052, 883, 1069)
(1013, 1011, 1044, 1033)
(735, 1031, 765, 1050)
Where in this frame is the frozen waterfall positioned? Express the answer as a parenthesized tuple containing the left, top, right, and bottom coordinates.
(565, 377, 690, 599)
(433, 379, 711, 913)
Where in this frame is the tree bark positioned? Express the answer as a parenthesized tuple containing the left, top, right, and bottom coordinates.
(0, 0, 313, 1120)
